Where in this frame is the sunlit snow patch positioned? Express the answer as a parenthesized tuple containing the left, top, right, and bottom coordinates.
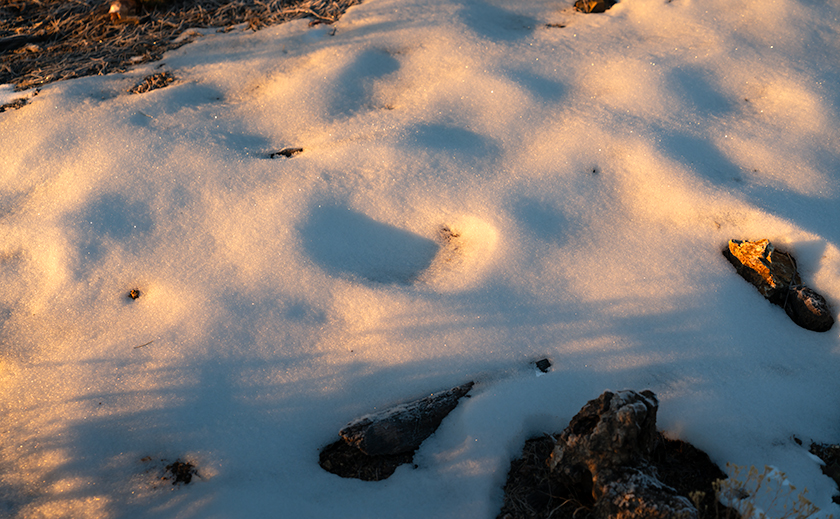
(417, 215, 499, 292)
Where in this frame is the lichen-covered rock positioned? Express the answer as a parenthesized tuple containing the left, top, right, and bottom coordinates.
(550, 390, 699, 519)
(339, 382, 474, 456)
(784, 285, 835, 332)
(723, 239, 800, 305)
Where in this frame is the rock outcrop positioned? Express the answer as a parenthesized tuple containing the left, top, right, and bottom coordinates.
(723, 239, 834, 332)
(549, 390, 698, 519)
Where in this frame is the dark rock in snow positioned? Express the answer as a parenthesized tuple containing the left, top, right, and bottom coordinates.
(784, 285, 835, 333)
(549, 390, 698, 519)
(575, 0, 617, 13)
(269, 147, 304, 158)
(535, 358, 552, 373)
(340, 382, 474, 456)
(319, 439, 413, 481)
(723, 238, 833, 331)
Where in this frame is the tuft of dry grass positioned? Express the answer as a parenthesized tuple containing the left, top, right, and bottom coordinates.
(127, 70, 175, 93)
(0, 0, 361, 91)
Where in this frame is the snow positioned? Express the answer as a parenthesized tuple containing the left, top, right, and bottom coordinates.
(1, 0, 839, 516)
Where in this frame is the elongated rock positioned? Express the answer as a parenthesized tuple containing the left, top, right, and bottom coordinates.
(723, 239, 833, 332)
(339, 382, 474, 456)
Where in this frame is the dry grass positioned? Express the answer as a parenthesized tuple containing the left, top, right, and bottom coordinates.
(0, 0, 361, 91)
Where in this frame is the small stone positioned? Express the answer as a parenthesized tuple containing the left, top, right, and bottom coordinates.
(784, 285, 834, 332)
(269, 147, 304, 158)
(535, 358, 551, 373)
(575, 0, 617, 13)
(128, 288, 141, 300)
(339, 382, 474, 456)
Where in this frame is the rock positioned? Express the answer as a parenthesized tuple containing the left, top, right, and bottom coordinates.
(319, 439, 413, 481)
(784, 285, 835, 332)
(574, 0, 617, 13)
(550, 390, 659, 490)
(535, 358, 552, 373)
(339, 382, 474, 456)
(723, 239, 833, 332)
(593, 469, 699, 519)
(723, 239, 800, 304)
(269, 147, 304, 158)
(549, 390, 698, 519)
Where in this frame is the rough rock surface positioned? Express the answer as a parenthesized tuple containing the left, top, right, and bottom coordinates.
(549, 390, 698, 519)
(339, 381, 474, 456)
(593, 469, 698, 519)
(723, 239, 834, 332)
(574, 0, 617, 13)
(784, 284, 835, 333)
(723, 239, 800, 303)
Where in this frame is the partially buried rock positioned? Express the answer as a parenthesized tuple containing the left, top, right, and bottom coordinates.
(575, 0, 617, 13)
(340, 382, 474, 456)
(723, 239, 833, 332)
(723, 239, 799, 304)
(784, 285, 834, 333)
(321, 382, 474, 480)
(549, 390, 698, 519)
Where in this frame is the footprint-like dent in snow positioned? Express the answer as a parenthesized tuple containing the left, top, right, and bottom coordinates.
(417, 215, 499, 291)
(301, 207, 498, 289)
(301, 205, 439, 284)
(328, 48, 401, 118)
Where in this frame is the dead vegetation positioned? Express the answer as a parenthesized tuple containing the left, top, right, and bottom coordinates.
(0, 0, 361, 91)
(127, 70, 175, 93)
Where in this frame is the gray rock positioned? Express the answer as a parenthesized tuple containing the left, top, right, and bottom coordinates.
(339, 382, 474, 456)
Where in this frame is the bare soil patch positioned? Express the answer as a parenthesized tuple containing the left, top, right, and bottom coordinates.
(0, 0, 361, 91)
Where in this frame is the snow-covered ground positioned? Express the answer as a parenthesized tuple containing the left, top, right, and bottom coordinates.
(2, 0, 840, 517)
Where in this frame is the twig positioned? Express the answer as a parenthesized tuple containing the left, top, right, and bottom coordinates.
(133, 339, 156, 349)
